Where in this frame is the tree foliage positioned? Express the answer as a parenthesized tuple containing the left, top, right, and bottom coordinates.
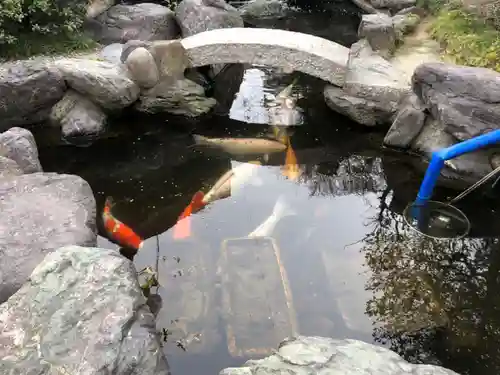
(0, 0, 94, 59)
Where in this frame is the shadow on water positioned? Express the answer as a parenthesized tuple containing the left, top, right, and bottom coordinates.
(35, 3, 500, 375)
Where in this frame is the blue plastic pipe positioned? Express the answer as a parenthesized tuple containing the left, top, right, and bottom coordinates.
(415, 129, 500, 205)
(410, 129, 500, 232)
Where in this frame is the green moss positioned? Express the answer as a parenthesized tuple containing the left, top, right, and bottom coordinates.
(0, 32, 99, 61)
(422, 0, 500, 71)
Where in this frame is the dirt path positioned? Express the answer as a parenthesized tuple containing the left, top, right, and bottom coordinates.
(390, 18, 448, 83)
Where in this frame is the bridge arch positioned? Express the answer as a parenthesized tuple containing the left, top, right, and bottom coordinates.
(180, 28, 349, 87)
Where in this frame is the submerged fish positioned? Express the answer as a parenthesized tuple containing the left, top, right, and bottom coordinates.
(192, 134, 287, 156)
(248, 195, 296, 237)
(174, 161, 263, 239)
(281, 140, 303, 182)
(268, 124, 303, 182)
(173, 191, 205, 240)
(102, 197, 144, 251)
(200, 160, 263, 206)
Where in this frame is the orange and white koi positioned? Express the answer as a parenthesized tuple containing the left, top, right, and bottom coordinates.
(102, 197, 144, 250)
(172, 191, 206, 240)
(173, 161, 263, 239)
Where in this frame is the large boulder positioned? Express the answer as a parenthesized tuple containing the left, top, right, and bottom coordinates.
(324, 39, 409, 126)
(0, 156, 23, 178)
(175, 0, 244, 37)
(54, 58, 140, 110)
(125, 47, 160, 89)
(358, 13, 397, 58)
(238, 0, 287, 21)
(324, 85, 393, 126)
(0, 173, 96, 303)
(0, 245, 170, 375)
(0, 59, 66, 130)
(220, 336, 459, 375)
(383, 93, 427, 148)
(99, 43, 125, 64)
(87, 3, 180, 44)
(135, 77, 217, 117)
(50, 90, 107, 143)
(344, 39, 410, 104)
(392, 13, 420, 39)
(411, 117, 493, 183)
(0, 127, 42, 173)
(412, 62, 500, 141)
(86, 0, 115, 18)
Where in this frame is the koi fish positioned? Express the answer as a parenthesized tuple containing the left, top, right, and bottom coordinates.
(173, 161, 263, 239)
(173, 191, 205, 240)
(281, 136, 303, 182)
(192, 134, 287, 156)
(248, 195, 296, 237)
(201, 160, 263, 205)
(102, 197, 144, 251)
(268, 123, 302, 181)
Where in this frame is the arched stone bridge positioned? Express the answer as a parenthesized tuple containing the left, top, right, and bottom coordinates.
(180, 28, 349, 87)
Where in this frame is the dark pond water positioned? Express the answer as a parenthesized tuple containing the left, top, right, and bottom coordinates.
(36, 3, 500, 375)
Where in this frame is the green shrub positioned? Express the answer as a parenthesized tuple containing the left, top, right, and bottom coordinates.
(418, 0, 500, 71)
(0, 0, 97, 60)
(431, 5, 500, 71)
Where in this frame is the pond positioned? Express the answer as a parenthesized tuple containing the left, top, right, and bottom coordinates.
(37, 3, 500, 375)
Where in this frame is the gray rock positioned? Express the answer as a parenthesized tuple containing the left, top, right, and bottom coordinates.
(86, 0, 115, 18)
(393, 13, 420, 40)
(384, 93, 427, 148)
(358, 13, 396, 58)
(121, 39, 152, 63)
(0, 60, 66, 130)
(350, 0, 383, 14)
(324, 85, 393, 126)
(175, 0, 244, 37)
(344, 39, 410, 106)
(98, 43, 124, 64)
(175, 0, 244, 78)
(54, 58, 140, 110)
(125, 47, 160, 89)
(135, 77, 217, 117)
(0, 127, 42, 173)
(87, 3, 180, 44)
(413, 62, 500, 141)
(370, 0, 416, 11)
(149, 40, 189, 79)
(0, 156, 23, 178)
(220, 336, 459, 375)
(0, 173, 96, 303)
(411, 117, 493, 182)
(0, 245, 170, 375)
(238, 0, 287, 20)
(491, 153, 500, 169)
(50, 90, 107, 141)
